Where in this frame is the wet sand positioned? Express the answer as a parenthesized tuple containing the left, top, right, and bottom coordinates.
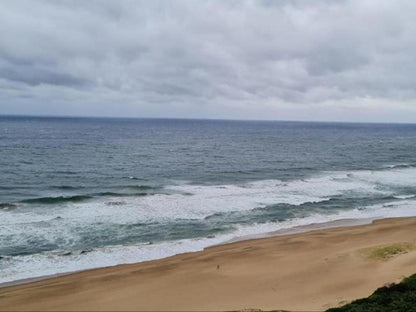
(2, 217, 416, 311)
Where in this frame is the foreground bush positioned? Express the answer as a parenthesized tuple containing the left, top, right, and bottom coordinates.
(327, 273, 416, 312)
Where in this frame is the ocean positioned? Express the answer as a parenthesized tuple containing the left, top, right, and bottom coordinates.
(1, 116, 416, 283)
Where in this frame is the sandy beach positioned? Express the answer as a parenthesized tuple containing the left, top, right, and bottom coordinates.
(1, 216, 416, 311)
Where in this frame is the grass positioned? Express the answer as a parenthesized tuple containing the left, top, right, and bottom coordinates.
(326, 273, 416, 312)
(359, 242, 415, 261)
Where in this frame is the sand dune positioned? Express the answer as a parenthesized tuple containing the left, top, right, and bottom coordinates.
(2, 217, 416, 311)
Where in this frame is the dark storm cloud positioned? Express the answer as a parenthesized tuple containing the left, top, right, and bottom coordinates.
(0, 0, 416, 121)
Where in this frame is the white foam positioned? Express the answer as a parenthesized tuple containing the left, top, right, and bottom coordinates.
(394, 194, 415, 199)
(346, 167, 416, 188)
(0, 175, 379, 230)
(0, 168, 394, 228)
(0, 171, 385, 252)
(2, 166, 416, 283)
(2, 197, 416, 284)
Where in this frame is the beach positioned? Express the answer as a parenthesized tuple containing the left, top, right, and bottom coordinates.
(2, 216, 416, 311)
(2, 1, 416, 311)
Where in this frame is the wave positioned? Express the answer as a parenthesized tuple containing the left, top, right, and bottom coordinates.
(393, 194, 415, 199)
(50, 184, 158, 192)
(3, 166, 416, 283)
(21, 195, 93, 204)
(6, 165, 416, 219)
(93, 191, 149, 197)
(125, 185, 159, 191)
(383, 163, 415, 169)
(128, 176, 146, 181)
(0, 203, 20, 211)
(53, 171, 78, 175)
(10, 189, 159, 207)
(3, 196, 416, 284)
(51, 185, 82, 190)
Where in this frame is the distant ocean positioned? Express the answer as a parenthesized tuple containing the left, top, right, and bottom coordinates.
(1, 116, 416, 283)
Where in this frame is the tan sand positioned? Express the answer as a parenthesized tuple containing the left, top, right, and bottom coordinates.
(2, 217, 416, 311)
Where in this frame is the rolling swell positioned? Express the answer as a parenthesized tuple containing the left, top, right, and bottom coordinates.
(125, 185, 159, 191)
(93, 191, 149, 197)
(21, 195, 93, 204)
(52, 185, 81, 190)
(201, 194, 411, 225)
(12, 188, 159, 206)
(384, 163, 416, 169)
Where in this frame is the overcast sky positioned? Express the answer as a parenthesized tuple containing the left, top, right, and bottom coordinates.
(1, 0, 416, 122)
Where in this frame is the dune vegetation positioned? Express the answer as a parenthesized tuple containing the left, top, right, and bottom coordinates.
(327, 273, 416, 312)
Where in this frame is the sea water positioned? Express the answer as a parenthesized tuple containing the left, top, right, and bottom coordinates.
(1, 116, 416, 283)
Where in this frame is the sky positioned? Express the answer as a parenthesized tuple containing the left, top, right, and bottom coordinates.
(1, 0, 416, 122)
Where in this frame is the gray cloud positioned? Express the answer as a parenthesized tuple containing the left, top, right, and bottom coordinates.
(0, 0, 416, 122)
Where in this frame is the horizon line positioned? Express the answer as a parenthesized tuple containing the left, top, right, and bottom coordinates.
(1, 113, 415, 125)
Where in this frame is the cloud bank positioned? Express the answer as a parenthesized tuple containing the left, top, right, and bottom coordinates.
(1, 0, 416, 122)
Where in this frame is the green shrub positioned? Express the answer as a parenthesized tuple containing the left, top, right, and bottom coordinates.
(327, 274, 416, 312)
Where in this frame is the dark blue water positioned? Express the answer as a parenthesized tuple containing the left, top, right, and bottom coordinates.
(1, 116, 416, 282)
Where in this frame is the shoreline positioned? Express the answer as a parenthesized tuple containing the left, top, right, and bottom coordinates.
(225, 216, 375, 244)
(0, 216, 375, 288)
(2, 216, 416, 311)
